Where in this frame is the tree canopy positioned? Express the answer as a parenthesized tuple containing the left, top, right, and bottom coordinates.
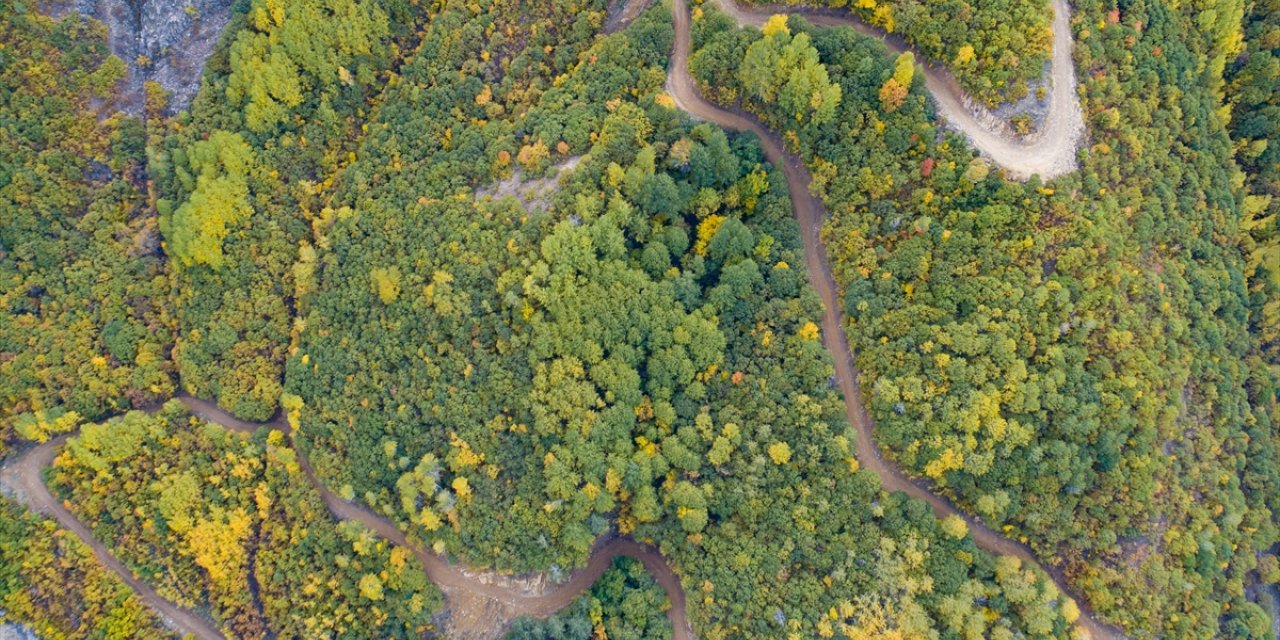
(283, 4, 1078, 637)
(1, 0, 1276, 637)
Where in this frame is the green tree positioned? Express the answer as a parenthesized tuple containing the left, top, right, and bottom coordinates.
(165, 131, 256, 268)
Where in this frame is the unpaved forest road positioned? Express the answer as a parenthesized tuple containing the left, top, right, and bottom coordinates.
(0, 395, 693, 640)
(706, 0, 1085, 179)
(180, 396, 695, 640)
(669, 0, 1123, 638)
(0, 433, 224, 640)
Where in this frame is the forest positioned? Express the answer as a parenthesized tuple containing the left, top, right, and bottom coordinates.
(147, 0, 423, 421)
(690, 0, 1279, 636)
(0, 5, 173, 448)
(282, 2, 1078, 637)
(1226, 0, 1280, 369)
(0, 0, 1276, 637)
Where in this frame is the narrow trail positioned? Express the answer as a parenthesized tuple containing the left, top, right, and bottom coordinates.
(706, 0, 1085, 180)
(668, 0, 1124, 638)
(0, 434, 224, 640)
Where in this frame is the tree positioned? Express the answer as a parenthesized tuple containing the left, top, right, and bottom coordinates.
(741, 16, 789, 102)
(371, 266, 402, 303)
(165, 131, 256, 269)
(768, 442, 792, 465)
(879, 79, 908, 112)
(739, 17, 841, 124)
(670, 482, 708, 533)
(892, 51, 916, 87)
(360, 574, 385, 601)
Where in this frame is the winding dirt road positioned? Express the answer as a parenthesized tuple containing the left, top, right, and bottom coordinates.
(0, 434, 224, 640)
(0, 396, 693, 640)
(180, 396, 695, 640)
(707, 0, 1085, 179)
(668, 0, 1123, 637)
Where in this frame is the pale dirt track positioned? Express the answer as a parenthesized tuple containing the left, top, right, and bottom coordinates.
(669, 0, 1122, 637)
(707, 0, 1085, 180)
(0, 2, 1109, 639)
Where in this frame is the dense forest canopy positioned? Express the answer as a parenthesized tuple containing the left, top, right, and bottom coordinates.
(147, 0, 422, 421)
(0, 0, 1276, 637)
(285, 4, 1078, 638)
(0, 496, 176, 639)
(1227, 0, 1280, 369)
(0, 7, 172, 446)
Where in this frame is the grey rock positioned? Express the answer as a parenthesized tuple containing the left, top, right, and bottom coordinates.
(52, 0, 233, 114)
(0, 622, 40, 640)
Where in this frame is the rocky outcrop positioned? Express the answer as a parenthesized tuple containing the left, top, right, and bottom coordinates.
(0, 623, 40, 640)
(52, 0, 232, 114)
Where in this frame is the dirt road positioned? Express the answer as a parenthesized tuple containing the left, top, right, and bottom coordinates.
(707, 0, 1085, 179)
(668, 0, 1123, 637)
(0, 434, 224, 640)
(1, 396, 694, 640)
(186, 397, 697, 640)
